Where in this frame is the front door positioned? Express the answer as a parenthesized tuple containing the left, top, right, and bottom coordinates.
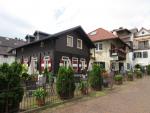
(119, 62, 124, 72)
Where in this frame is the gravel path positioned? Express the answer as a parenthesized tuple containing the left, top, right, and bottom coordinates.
(40, 76, 150, 113)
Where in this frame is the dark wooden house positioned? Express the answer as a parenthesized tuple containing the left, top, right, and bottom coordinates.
(14, 26, 95, 75)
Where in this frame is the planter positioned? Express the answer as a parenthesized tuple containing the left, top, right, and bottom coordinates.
(59, 92, 74, 100)
(136, 75, 142, 79)
(81, 88, 88, 95)
(127, 77, 134, 81)
(36, 98, 45, 106)
(103, 78, 109, 88)
(115, 80, 123, 85)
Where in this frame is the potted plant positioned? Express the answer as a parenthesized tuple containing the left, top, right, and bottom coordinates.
(135, 70, 142, 78)
(114, 75, 123, 85)
(78, 81, 88, 95)
(33, 87, 47, 106)
(127, 71, 134, 81)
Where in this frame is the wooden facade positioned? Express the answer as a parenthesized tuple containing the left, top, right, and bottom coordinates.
(15, 26, 95, 74)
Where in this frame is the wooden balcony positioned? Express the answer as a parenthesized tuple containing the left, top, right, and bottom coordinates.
(110, 48, 126, 60)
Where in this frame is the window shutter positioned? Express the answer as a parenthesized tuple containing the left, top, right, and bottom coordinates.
(41, 56, 45, 72)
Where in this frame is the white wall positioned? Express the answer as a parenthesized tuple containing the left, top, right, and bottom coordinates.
(133, 50, 150, 67)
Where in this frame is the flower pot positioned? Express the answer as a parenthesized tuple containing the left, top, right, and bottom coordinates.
(103, 78, 109, 88)
(36, 98, 45, 106)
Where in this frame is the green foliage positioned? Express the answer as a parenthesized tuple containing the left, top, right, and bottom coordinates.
(0, 62, 24, 112)
(78, 81, 88, 91)
(135, 64, 142, 70)
(135, 70, 142, 78)
(114, 75, 123, 81)
(147, 65, 150, 75)
(56, 66, 75, 99)
(33, 87, 47, 99)
(127, 71, 133, 78)
(88, 64, 102, 91)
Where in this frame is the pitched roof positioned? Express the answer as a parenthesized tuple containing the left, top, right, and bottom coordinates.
(0, 36, 26, 55)
(13, 26, 95, 50)
(88, 28, 117, 42)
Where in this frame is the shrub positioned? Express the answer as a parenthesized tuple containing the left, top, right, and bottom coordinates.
(135, 70, 142, 78)
(33, 87, 47, 99)
(135, 64, 142, 69)
(147, 65, 150, 75)
(0, 62, 24, 113)
(78, 81, 88, 95)
(56, 66, 75, 100)
(127, 71, 134, 81)
(115, 75, 123, 81)
(88, 64, 103, 91)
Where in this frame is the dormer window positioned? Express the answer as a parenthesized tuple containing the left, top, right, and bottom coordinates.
(77, 39, 82, 49)
(67, 35, 73, 47)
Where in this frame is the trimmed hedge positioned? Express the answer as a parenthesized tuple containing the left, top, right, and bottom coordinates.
(88, 64, 103, 91)
(56, 66, 75, 100)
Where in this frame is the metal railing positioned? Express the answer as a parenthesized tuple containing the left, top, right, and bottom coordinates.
(0, 80, 88, 113)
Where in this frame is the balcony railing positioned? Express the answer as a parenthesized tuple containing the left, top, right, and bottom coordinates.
(110, 48, 126, 60)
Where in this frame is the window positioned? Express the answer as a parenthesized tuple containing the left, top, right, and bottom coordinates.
(40, 41, 44, 47)
(72, 57, 78, 71)
(44, 56, 50, 68)
(134, 52, 142, 58)
(94, 62, 105, 69)
(143, 51, 148, 58)
(138, 41, 149, 49)
(95, 43, 102, 51)
(142, 31, 145, 34)
(77, 39, 82, 49)
(80, 58, 86, 70)
(31, 57, 38, 73)
(67, 35, 73, 47)
(62, 56, 70, 67)
(127, 63, 130, 70)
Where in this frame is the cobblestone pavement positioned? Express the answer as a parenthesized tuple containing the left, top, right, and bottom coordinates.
(41, 76, 150, 113)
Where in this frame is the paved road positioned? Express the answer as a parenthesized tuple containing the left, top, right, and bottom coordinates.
(41, 76, 150, 113)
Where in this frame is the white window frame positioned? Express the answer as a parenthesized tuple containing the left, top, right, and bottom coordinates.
(77, 39, 82, 49)
(31, 57, 38, 73)
(80, 58, 86, 70)
(72, 57, 78, 67)
(95, 42, 102, 51)
(62, 56, 70, 67)
(44, 56, 50, 68)
(67, 35, 73, 47)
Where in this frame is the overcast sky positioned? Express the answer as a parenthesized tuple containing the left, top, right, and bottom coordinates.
(0, 0, 150, 39)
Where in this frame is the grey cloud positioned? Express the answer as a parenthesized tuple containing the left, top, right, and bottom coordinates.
(0, 11, 33, 29)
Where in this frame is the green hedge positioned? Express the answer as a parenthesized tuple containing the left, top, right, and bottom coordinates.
(88, 64, 103, 91)
(0, 62, 24, 113)
(56, 66, 75, 100)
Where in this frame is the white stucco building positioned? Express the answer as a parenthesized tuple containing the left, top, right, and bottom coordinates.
(88, 28, 132, 72)
(132, 28, 150, 67)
